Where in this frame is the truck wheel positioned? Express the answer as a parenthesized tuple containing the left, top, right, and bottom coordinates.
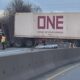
(25, 39, 34, 47)
(15, 41, 22, 47)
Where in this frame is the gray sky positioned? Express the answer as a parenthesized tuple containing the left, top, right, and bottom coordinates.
(0, 0, 80, 12)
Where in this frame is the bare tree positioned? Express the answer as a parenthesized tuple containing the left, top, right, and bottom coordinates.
(4, 0, 42, 46)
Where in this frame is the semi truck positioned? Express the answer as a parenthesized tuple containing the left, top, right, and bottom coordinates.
(14, 12, 80, 47)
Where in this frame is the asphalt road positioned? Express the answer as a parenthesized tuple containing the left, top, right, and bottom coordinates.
(0, 48, 51, 57)
(34, 62, 80, 80)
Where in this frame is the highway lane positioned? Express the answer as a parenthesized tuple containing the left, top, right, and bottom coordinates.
(34, 62, 80, 80)
(0, 47, 66, 57)
(0, 48, 52, 57)
(0, 46, 70, 57)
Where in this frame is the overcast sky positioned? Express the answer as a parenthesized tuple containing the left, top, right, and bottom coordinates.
(0, 0, 80, 12)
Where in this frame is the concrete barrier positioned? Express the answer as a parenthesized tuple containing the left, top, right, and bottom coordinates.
(0, 48, 80, 80)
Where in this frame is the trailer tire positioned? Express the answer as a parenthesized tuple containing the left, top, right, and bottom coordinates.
(25, 39, 34, 47)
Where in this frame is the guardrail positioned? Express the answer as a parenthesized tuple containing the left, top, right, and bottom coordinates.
(0, 48, 80, 80)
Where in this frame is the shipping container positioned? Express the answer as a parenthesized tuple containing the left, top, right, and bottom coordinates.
(14, 12, 80, 47)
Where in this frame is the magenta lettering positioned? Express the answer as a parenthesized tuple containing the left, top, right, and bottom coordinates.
(38, 15, 63, 30)
(47, 16, 55, 29)
(38, 16, 46, 29)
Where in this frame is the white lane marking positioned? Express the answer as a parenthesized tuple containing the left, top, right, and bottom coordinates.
(47, 63, 80, 80)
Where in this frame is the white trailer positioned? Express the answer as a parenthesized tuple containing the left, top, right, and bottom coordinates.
(14, 12, 80, 47)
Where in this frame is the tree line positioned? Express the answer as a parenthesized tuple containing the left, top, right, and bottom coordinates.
(0, 0, 42, 47)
